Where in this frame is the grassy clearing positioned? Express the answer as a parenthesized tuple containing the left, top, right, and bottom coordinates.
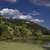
(0, 41, 45, 50)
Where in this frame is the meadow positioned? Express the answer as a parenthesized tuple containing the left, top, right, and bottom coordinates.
(0, 41, 45, 50)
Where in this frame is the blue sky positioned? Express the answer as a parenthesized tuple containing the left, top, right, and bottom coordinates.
(0, 0, 50, 29)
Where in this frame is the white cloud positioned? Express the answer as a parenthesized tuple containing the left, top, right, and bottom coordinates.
(30, 0, 50, 7)
(28, 11, 40, 16)
(0, 0, 16, 3)
(17, 15, 32, 20)
(7, 0, 16, 3)
(32, 11, 40, 16)
(31, 19, 45, 23)
(0, 8, 45, 23)
(0, 8, 32, 20)
(0, 8, 22, 18)
(12, 15, 32, 20)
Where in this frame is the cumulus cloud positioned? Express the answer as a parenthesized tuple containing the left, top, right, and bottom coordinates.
(0, 8, 32, 20)
(30, 0, 50, 7)
(0, 0, 16, 3)
(0, 8, 22, 17)
(12, 15, 32, 20)
(0, 8, 44, 23)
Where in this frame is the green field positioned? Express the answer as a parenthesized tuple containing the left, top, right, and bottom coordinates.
(0, 41, 45, 50)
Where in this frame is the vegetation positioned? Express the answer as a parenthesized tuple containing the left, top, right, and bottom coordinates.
(0, 41, 45, 50)
(0, 16, 50, 41)
(0, 15, 50, 50)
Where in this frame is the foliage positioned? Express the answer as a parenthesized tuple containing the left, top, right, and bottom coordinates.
(0, 16, 50, 41)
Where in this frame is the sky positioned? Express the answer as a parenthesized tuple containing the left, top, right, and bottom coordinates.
(0, 0, 50, 29)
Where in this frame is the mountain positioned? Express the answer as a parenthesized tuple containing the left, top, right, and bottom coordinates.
(0, 15, 50, 41)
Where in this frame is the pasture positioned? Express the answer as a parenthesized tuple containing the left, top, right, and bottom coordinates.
(0, 41, 45, 50)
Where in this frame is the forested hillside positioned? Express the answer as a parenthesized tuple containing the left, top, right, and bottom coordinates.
(0, 16, 50, 41)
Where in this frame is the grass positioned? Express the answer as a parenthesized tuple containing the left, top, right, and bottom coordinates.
(0, 41, 45, 50)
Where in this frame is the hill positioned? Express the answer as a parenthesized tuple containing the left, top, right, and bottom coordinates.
(0, 16, 50, 41)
